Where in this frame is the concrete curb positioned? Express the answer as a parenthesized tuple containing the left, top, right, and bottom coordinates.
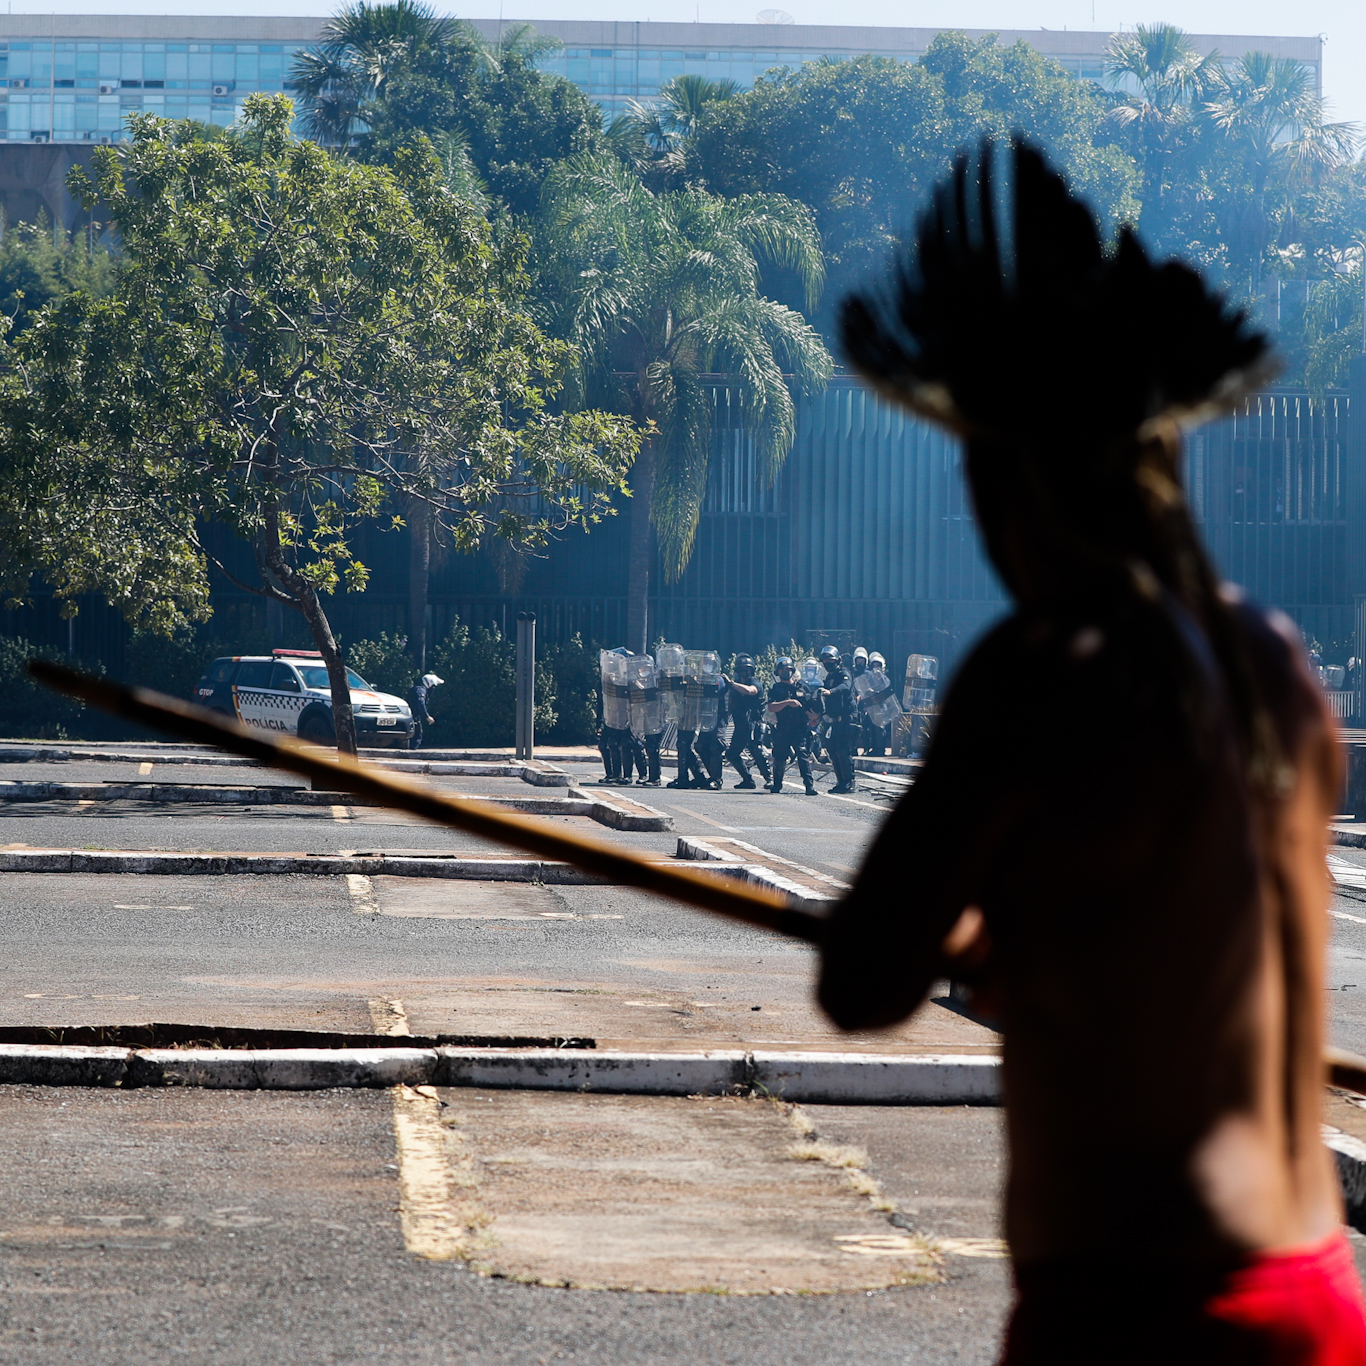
(0, 748, 572, 788)
(0, 1042, 1002, 1101)
(0, 782, 669, 830)
(0, 850, 614, 882)
(1325, 1127, 1366, 1232)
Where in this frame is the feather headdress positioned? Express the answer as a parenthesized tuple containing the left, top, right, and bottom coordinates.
(840, 139, 1274, 445)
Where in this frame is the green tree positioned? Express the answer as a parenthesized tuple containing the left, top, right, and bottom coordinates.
(0, 96, 639, 753)
(609, 75, 740, 189)
(539, 153, 832, 653)
(1203, 52, 1358, 297)
(688, 34, 1139, 335)
(1103, 24, 1217, 244)
(291, 0, 604, 217)
(0, 216, 115, 334)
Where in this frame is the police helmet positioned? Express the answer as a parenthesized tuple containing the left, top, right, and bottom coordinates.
(610, 646, 632, 657)
(818, 645, 841, 666)
(734, 653, 756, 678)
(775, 656, 795, 672)
(422, 673, 444, 688)
(868, 652, 886, 670)
(853, 645, 868, 664)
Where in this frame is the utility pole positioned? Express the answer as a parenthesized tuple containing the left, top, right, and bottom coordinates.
(515, 612, 536, 760)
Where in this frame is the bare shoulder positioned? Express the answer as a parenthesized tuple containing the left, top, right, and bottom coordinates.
(1224, 590, 1334, 758)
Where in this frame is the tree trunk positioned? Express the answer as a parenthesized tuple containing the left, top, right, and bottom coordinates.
(408, 497, 431, 670)
(297, 586, 359, 758)
(625, 439, 656, 655)
(261, 525, 358, 756)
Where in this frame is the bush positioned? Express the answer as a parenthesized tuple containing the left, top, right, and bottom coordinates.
(347, 632, 417, 699)
(0, 635, 95, 739)
(541, 633, 601, 745)
(424, 617, 557, 748)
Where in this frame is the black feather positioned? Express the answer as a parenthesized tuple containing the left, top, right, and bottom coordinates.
(840, 139, 1274, 441)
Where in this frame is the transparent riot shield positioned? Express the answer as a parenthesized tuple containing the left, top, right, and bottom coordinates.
(697, 650, 721, 731)
(854, 668, 903, 729)
(681, 650, 704, 731)
(656, 643, 686, 724)
(902, 654, 939, 756)
(599, 649, 631, 730)
(627, 654, 662, 739)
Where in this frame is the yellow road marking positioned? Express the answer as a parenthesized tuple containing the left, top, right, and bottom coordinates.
(137, 762, 153, 775)
(371, 996, 470, 1262)
(330, 804, 351, 821)
(667, 805, 739, 832)
(346, 874, 379, 916)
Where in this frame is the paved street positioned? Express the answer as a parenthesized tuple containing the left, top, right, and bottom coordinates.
(0, 747, 1363, 1363)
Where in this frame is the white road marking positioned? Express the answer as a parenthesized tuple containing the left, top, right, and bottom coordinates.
(1333, 910, 1366, 925)
(137, 762, 153, 776)
(822, 793, 891, 813)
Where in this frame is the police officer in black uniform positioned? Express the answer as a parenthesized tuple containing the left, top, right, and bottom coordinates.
(817, 644, 857, 794)
(724, 654, 772, 789)
(766, 657, 819, 796)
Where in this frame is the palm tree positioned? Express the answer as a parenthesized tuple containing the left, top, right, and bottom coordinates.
(1203, 52, 1359, 296)
(1104, 24, 1216, 240)
(608, 75, 739, 188)
(289, 0, 474, 148)
(539, 153, 832, 652)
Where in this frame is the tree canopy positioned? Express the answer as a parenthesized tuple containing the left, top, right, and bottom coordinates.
(0, 95, 639, 750)
(290, 0, 605, 216)
(687, 33, 1140, 333)
(539, 153, 831, 650)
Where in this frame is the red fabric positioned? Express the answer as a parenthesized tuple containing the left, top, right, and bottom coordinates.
(1202, 1232, 1366, 1365)
(1000, 1232, 1366, 1365)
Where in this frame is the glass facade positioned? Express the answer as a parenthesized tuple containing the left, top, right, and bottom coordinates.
(0, 38, 300, 142)
(0, 20, 1313, 143)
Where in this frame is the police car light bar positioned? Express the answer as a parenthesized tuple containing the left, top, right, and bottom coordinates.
(272, 649, 323, 658)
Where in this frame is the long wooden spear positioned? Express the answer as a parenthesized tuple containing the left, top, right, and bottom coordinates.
(27, 661, 825, 944)
(27, 660, 1366, 1097)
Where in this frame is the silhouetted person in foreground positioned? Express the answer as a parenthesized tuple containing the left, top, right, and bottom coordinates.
(823, 139, 1366, 1365)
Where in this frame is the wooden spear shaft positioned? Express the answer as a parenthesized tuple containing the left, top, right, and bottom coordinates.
(28, 661, 1366, 1097)
(27, 661, 826, 945)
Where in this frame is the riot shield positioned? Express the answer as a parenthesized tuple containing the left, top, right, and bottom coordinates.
(903, 653, 939, 756)
(656, 643, 687, 724)
(681, 650, 705, 731)
(854, 668, 903, 728)
(697, 650, 721, 731)
(628, 654, 662, 739)
(600, 649, 631, 730)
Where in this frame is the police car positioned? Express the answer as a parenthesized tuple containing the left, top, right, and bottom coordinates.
(192, 649, 416, 748)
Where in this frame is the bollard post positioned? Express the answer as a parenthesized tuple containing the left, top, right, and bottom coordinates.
(515, 612, 536, 760)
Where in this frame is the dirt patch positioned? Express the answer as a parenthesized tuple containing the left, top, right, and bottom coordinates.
(429, 1088, 941, 1294)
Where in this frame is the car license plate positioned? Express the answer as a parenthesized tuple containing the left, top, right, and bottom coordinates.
(377, 716, 397, 726)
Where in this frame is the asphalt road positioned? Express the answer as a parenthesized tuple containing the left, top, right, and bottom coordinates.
(0, 1085, 1012, 1366)
(1, 754, 1365, 1364)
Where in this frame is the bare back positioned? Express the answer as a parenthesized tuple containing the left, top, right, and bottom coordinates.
(819, 598, 1343, 1271)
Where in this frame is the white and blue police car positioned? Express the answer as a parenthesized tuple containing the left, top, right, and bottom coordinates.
(192, 649, 416, 748)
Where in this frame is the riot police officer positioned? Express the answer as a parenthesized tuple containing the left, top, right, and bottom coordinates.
(724, 654, 772, 790)
(696, 678, 727, 790)
(766, 657, 819, 796)
(817, 645, 857, 795)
